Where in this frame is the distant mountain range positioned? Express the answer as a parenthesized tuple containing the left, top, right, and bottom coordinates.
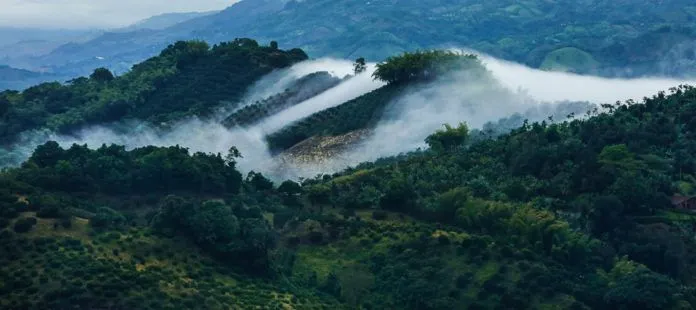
(0, 11, 218, 91)
(4, 0, 696, 91)
(0, 65, 55, 91)
(116, 11, 219, 32)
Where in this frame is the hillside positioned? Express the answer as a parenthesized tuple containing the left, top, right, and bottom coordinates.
(0, 38, 308, 146)
(117, 11, 219, 32)
(0, 66, 53, 92)
(2, 35, 696, 308)
(2, 82, 696, 308)
(222, 71, 343, 128)
(26, 0, 696, 80)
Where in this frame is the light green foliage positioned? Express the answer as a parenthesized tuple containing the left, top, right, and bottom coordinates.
(540, 47, 599, 73)
(598, 144, 643, 172)
(426, 122, 470, 153)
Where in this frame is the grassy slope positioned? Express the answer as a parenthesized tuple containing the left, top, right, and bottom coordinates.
(286, 208, 582, 309)
(1, 213, 340, 310)
(540, 47, 600, 73)
(1, 204, 587, 309)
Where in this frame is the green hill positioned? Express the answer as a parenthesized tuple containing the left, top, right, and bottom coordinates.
(0, 38, 308, 146)
(3, 81, 696, 308)
(540, 47, 600, 73)
(267, 51, 487, 152)
(266, 84, 405, 152)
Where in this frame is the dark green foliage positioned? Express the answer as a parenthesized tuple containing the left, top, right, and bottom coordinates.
(322, 273, 342, 298)
(373, 51, 480, 84)
(152, 196, 274, 273)
(91, 208, 126, 229)
(0, 96, 9, 117)
(278, 180, 303, 196)
(59, 217, 72, 229)
(311, 85, 696, 303)
(353, 58, 366, 75)
(33, 194, 68, 219)
(604, 266, 680, 310)
(13, 217, 37, 233)
(371, 211, 388, 221)
(89, 68, 115, 83)
(246, 171, 274, 191)
(19, 142, 243, 196)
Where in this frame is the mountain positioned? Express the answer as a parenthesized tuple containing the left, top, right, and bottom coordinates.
(0, 27, 97, 48)
(29, 0, 696, 80)
(0, 27, 101, 65)
(0, 65, 56, 92)
(0, 12, 218, 82)
(2, 44, 696, 308)
(116, 11, 219, 32)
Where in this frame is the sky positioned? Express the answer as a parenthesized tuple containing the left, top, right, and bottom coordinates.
(0, 0, 239, 29)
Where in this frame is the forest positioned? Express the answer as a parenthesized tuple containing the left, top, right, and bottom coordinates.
(2, 40, 696, 309)
(0, 38, 308, 146)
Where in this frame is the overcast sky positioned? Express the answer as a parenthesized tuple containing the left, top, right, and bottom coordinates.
(0, 0, 239, 29)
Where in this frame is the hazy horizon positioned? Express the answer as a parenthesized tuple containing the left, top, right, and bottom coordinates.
(0, 0, 239, 29)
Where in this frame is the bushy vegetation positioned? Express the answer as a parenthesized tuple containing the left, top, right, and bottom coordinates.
(373, 51, 480, 84)
(15, 142, 243, 197)
(0, 38, 308, 145)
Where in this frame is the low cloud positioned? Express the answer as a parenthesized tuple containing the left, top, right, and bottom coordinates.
(1, 55, 694, 182)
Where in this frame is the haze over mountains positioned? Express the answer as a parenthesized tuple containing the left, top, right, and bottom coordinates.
(0, 10, 221, 91)
(3, 0, 696, 92)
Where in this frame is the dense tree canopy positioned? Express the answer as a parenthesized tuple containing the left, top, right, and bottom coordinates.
(0, 39, 308, 146)
(373, 51, 480, 84)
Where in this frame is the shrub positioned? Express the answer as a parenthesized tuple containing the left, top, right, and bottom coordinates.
(308, 231, 324, 244)
(0, 205, 18, 219)
(60, 217, 72, 229)
(456, 274, 471, 288)
(13, 217, 38, 233)
(36, 206, 64, 219)
(371, 211, 388, 221)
